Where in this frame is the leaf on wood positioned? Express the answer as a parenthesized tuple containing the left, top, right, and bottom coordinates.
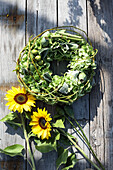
(52, 119, 65, 128)
(62, 153, 78, 170)
(0, 112, 17, 122)
(56, 148, 68, 170)
(0, 144, 24, 157)
(35, 139, 57, 153)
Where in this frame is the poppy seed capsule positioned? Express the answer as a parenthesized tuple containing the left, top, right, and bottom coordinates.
(79, 72, 87, 82)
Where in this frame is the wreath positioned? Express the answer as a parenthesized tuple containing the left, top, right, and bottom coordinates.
(16, 26, 97, 105)
(1, 26, 105, 170)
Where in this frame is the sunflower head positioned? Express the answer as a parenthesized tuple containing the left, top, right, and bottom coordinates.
(5, 86, 36, 113)
(29, 108, 52, 140)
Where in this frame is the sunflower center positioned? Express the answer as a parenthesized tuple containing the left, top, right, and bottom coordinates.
(39, 117, 47, 129)
(14, 93, 28, 105)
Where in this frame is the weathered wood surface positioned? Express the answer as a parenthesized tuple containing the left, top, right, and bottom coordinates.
(88, 0, 113, 170)
(0, 0, 113, 170)
(59, 1, 90, 169)
(27, 1, 57, 169)
(0, 0, 26, 169)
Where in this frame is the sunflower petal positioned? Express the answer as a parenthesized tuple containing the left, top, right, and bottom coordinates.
(5, 86, 36, 113)
(29, 108, 52, 140)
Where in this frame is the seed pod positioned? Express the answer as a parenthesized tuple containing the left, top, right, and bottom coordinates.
(31, 49, 38, 55)
(35, 55, 41, 61)
(46, 57, 52, 61)
(38, 60, 43, 66)
(30, 64, 35, 71)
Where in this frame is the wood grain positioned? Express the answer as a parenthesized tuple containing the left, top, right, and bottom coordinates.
(88, 0, 113, 169)
(0, 0, 113, 169)
(27, 0, 57, 169)
(58, 0, 90, 169)
(0, 0, 26, 169)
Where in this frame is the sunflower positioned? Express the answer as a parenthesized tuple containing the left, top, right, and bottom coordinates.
(29, 108, 52, 140)
(5, 86, 36, 113)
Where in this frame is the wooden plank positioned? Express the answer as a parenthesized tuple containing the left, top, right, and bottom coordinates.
(58, 0, 87, 29)
(88, 0, 113, 169)
(27, 1, 57, 169)
(26, 0, 37, 41)
(58, 0, 90, 169)
(37, 0, 57, 34)
(58, 0, 89, 120)
(0, 0, 26, 169)
(71, 121, 90, 170)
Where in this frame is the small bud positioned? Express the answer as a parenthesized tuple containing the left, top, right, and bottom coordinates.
(38, 60, 43, 66)
(35, 55, 41, 61)
(31, 49, 38, 55)
(46, 57, 52, 61)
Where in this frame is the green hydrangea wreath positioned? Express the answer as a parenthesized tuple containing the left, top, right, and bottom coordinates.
(16, 26, 97, 105)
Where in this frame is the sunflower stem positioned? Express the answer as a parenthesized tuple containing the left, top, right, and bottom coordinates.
(20, 114, 36, 170)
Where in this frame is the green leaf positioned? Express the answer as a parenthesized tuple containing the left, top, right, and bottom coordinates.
(56, 106, 65, 116)
(53, 106, 65, 121)
(55, 132, 60, 141)
(0, 112, 17, 122)
(62, 153, 78, 170)
(42, 31, 51, 37)
(52, 119, 65, 128)
(6, 120, 22, 128)
(38, 48, 49, 54)
(79, 72, 87, 82)
(0, 112, 22, 129)
(70, 43, 79, 50)
(35, 139, 56, 153)
(59, 82, 69, 94)
(0, 144, 24, 157)
(4, 144, 24, 153)
(64, 105, 75, 119)
(0, 150, 22, 157)
(60, 136, 72, 147)
(25, 111, 32, 120)
(52, 75, 62, 87)
(56, 148, 68, 170)
(43, 72, 52, 82)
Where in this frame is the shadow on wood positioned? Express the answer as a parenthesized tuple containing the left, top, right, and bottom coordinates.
(0, 0, 112, 170)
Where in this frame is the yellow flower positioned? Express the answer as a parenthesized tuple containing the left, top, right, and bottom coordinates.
(5, 86, 36, 113)
(29, 108, 52, 140)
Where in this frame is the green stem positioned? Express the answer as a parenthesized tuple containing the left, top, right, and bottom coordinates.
(58, 32, 82, 39)
(65, 116, 86, 144)
(52, 34, 82, 41)
(59, 129, 100, 170)
(72, 117, 105, 170)
(21, 155, 33, 169)
(20, 114, 36, 170)
(67, 135, 101, 170)
(65, 115, 105, 170)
